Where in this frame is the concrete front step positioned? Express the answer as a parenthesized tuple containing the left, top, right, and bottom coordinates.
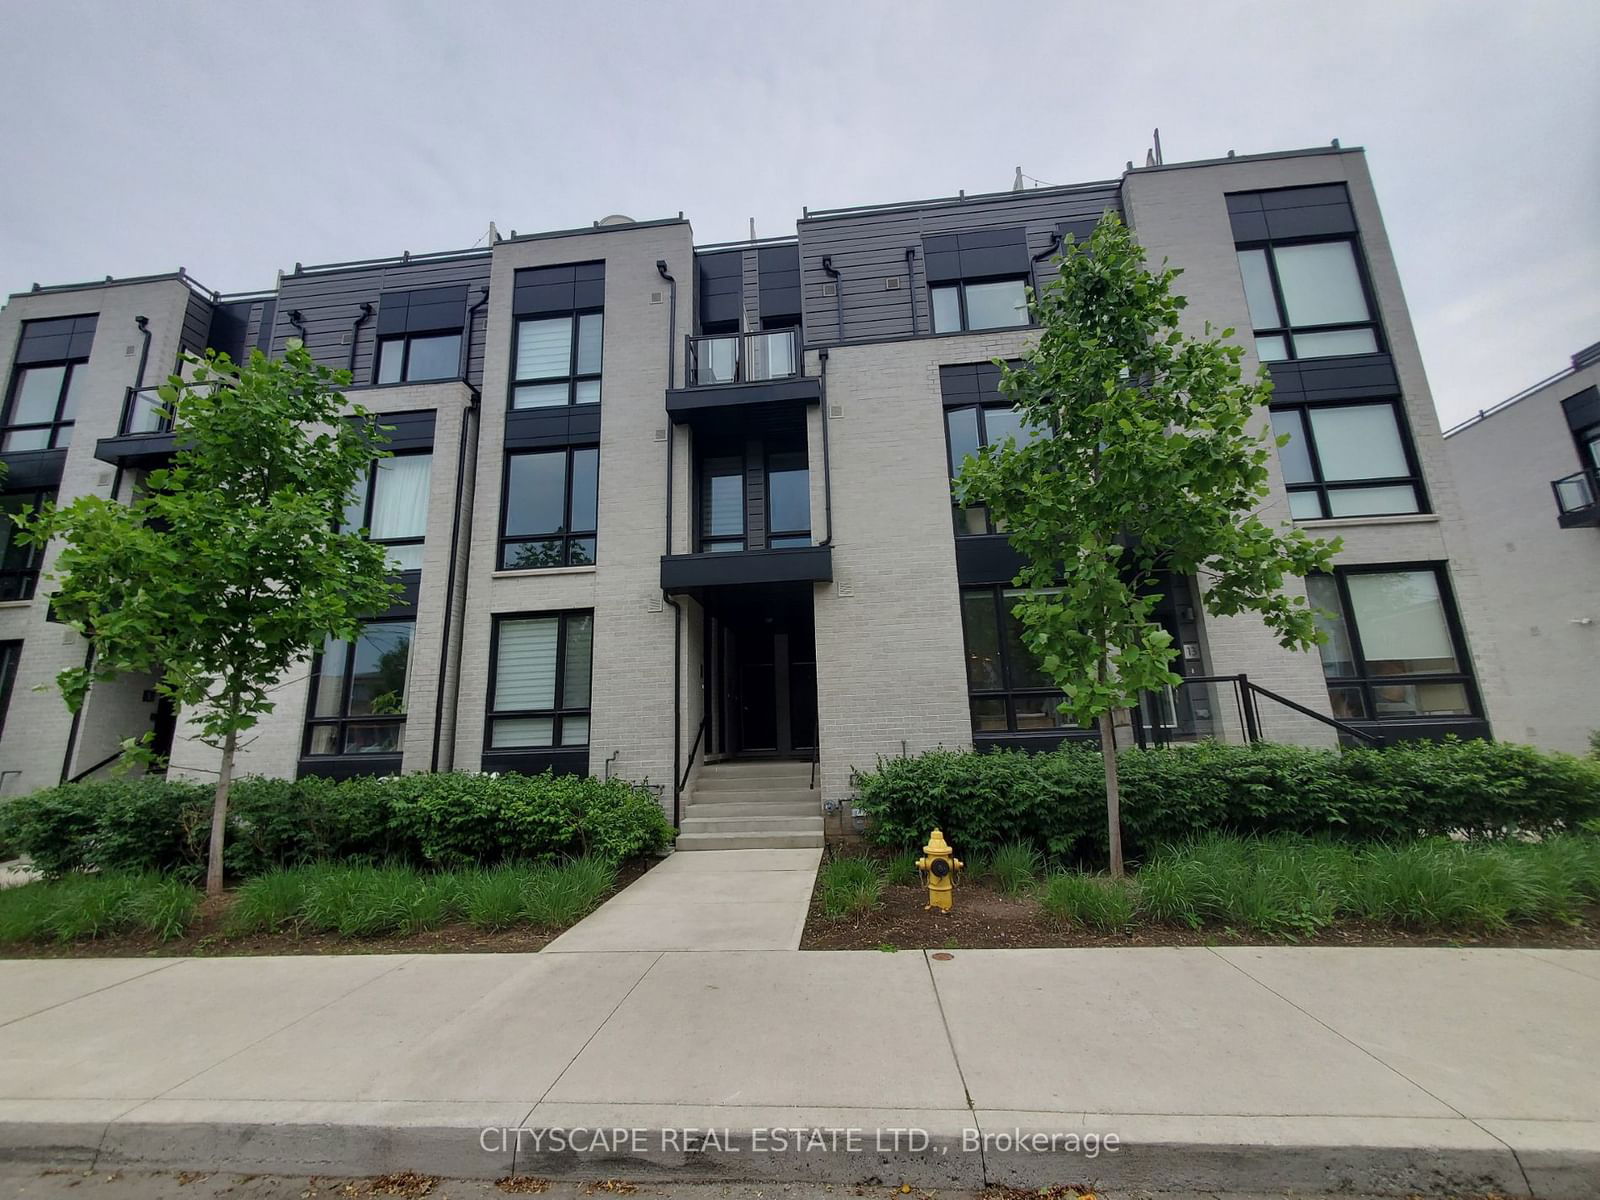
(685, 788, 818, 806)
(683, 799, 819, 819)
(697, 760, 815, 780)
(680, 814, 825, 836)
(676, 829, 825, 850)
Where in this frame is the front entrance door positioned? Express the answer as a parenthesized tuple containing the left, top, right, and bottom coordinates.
(712, 588, 816, 758)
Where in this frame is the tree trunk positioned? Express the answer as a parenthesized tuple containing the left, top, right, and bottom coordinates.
(1098, 710, 1125, 880)
(205, 727, 237, 898)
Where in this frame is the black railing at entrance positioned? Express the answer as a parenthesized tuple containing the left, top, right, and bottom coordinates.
(679, 715, 707, 801)
(1134, 673, 1380, 748)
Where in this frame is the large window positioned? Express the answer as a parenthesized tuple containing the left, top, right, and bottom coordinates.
(488, 611, 593, 749)
(0, 490, 52, 601)
(931, 279, 1029, 334)
(304, 620, 414, 757)
(343, 454, 432, 571)
(1270, 401, 1424, 519)
(1236, 239, 1379, 362)
(960, 586, 1073, 735)
(512, 312, 603, 409)
(375, 333, 460, 384)
(945, 404, 1045, 533)
(926, 228, 1031, 334)
(0, 641, 20, 740)
(500, 447, 598, 569)
(766, 451, 811, 548)
(3, 361, 87, 451)
(1306, 567, 1477, 722)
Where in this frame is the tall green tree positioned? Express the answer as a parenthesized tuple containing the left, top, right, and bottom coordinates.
(955, 216, 1340, 876)
(19, 345, 398, 895)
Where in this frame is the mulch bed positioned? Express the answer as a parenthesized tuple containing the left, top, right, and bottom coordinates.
(0, 859, 652, 960)
(800, 874, 1600, 951)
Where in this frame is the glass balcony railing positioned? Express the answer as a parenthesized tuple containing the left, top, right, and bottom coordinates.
(120, 385, 174, 436)
(685, 330, 799, 386)
(1553, 468, 1599, 523)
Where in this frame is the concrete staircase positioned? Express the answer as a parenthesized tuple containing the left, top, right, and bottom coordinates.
(676, 759, 823, 850)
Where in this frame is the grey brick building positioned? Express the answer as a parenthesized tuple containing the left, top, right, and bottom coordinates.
(0, 145, 1501, 844)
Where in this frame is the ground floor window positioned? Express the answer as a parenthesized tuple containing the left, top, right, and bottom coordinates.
(303, 620, 414, 756)
(959, 586, 1072, 734)
(488, 610, 593, 749)
(0, 641, 20, 738)
(1306, 565, 1478, 721)
(1, 490, 52, 601)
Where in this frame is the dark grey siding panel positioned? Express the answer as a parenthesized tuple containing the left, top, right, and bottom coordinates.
(267, 255, 491, 387)
(798, 184, 1122, 344)
(177, 291, 214, 365)
(206, 299, 255, 363)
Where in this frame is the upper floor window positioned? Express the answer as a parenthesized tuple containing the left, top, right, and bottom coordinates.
(1270, 400, 1424, 520)
(699, 455, 746, 553)
(925, 228, 1031, 334)
(1307, 566, 1477, 723)
(488, 611, 593, 750)
(945, 403, 1046, 534)
(510, 262, 605, 409)
(3, 313, 98, 450)
(342, 453, 433, 571)
(766, 451, 811, 548)
(304, 619, 414, 758)
(500, 447, 598, 569)
(1236, 240, 1379, 362)
(373, 286, 468, 385)
(0, 490, 52, 601)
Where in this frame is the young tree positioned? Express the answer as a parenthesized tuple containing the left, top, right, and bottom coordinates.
(955, 216, 1340, 877)
(19, 345, 399, 896)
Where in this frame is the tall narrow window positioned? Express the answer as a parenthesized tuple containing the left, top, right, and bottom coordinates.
(0, 490, 53, 600)
(304, 620, 414, 757)
(944, 404, 1046, 534)
(3, 362, 88, 450)
(766, 451, 811, 548)
(500, 447, 598, 569)
(0, 641, 20, 740)
(343, 454, 433, 571)
(1306, 567, 1477, 722)
(700, 456, 746, 552)
(959, 586, 1073, 735)
(488, 611, 593, 749)
(1269, 401, 1424, 519)
(509, 263, 605, 409)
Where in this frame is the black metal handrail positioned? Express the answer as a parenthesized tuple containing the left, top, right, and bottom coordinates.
(684, 329, 800, 386)
(119, 385, 175, 436)
(679, 714, 707, 794)
(1156, 673, 1382, 747)
(68, 748, 126, 784)
(1552, 468, 1598, 517)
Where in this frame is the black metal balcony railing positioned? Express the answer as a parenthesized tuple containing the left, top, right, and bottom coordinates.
(685, 330, 799, 386)
(119, 385, 175, 436)
(1552, 467, 1599, 522)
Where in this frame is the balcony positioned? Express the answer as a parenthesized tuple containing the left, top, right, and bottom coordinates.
(661, 545, 832, 596)
(1553, 468, 1600, 528)
(666, 330, 820, 418)
(94, 386, 180, 468)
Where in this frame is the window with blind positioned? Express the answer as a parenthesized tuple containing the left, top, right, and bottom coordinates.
(488, 611, 593, 749)
(1269, 401, 1425, 520)
(1306, 566, 1478, 722)
(511, 312, 604, 409)
(303, 620, 414, 757)
(342, 453, 433, 571)
(500, 447, 598, 569)
(1235, 240, 1379, 362)
(700, 456, 746, 552)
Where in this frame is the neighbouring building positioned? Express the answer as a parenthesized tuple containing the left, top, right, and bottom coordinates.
(0, 144, 1502, 845)
(1442, 342, 1600, 755)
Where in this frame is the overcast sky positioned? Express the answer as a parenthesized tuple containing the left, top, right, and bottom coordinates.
(1, 0, 1596, 427)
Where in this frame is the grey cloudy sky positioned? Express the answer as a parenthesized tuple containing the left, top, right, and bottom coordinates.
(1, 0, 1596, 427)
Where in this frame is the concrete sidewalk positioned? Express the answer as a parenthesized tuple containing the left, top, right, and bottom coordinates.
(0, 947, 1595, 1197)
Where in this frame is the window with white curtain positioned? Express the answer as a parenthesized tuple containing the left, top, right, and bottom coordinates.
(512, 311, 603, 409)
(488, 611, 593, 749)
(1268, 401, 1423, 520)
(1235, 239, 1379, 362)
(1305, 567, 1476, 722)
(344, 453, 432, 571)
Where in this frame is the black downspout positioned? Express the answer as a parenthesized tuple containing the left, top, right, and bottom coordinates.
(457, 286, 488, 380)
(132, 315, 153, 389)
(347, 302, 373, 375)
(816, 348, 834, 546)
(822, 256, 844, 343)
(1029, 232, 1063, 300)
(904, 248, 918, 335)
(656, 260, 683, 828)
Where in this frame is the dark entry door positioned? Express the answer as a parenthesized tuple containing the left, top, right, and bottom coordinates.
(717, 591, 816, 758)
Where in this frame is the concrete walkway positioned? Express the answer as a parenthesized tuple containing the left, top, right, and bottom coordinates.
(0, 946, 1596, 1194)
(543, 849, 821, 952)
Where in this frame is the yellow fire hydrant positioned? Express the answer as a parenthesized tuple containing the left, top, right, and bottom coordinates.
(917, 829, 963, 911)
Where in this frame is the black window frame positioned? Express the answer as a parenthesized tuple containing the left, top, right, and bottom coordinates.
(1235, 234, 1385, 363)
(344, 450, 434, 572)
(508, 310, 604, 411)
(945, 402, 1042, 535)
(929, 277, 1031, 335)
(485, 609, 594, 752)
(1, 489, 54, 602)
(1308, 562, 1481, 724)
(498, 446, 599, 570)
(2, 359, 87, 452)
(764, 448, 811, 549)
(0, 640, 20, 740)
(1270, 398, 1430, 520)
(302, 617, 416, 759)
(698, 454, 748, 553)
(373, 331, 463, 386)
(959, 585, 1075, 736)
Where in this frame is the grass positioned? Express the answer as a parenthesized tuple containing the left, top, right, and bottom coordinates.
(987, 839, 1044, 897)
(818, 853, 883, 920)
(1039, 871, 1136, 930)
(0, 857, 620, 947)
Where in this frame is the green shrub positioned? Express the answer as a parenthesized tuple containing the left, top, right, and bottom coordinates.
(0, 872, 199, 944)
(1039, 873, 1135, 929)
(819, 854, 883, 920)
(854, 740, 1600, 864)
(3, 771, 674, 881)
(987, 840, 1043, 897)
